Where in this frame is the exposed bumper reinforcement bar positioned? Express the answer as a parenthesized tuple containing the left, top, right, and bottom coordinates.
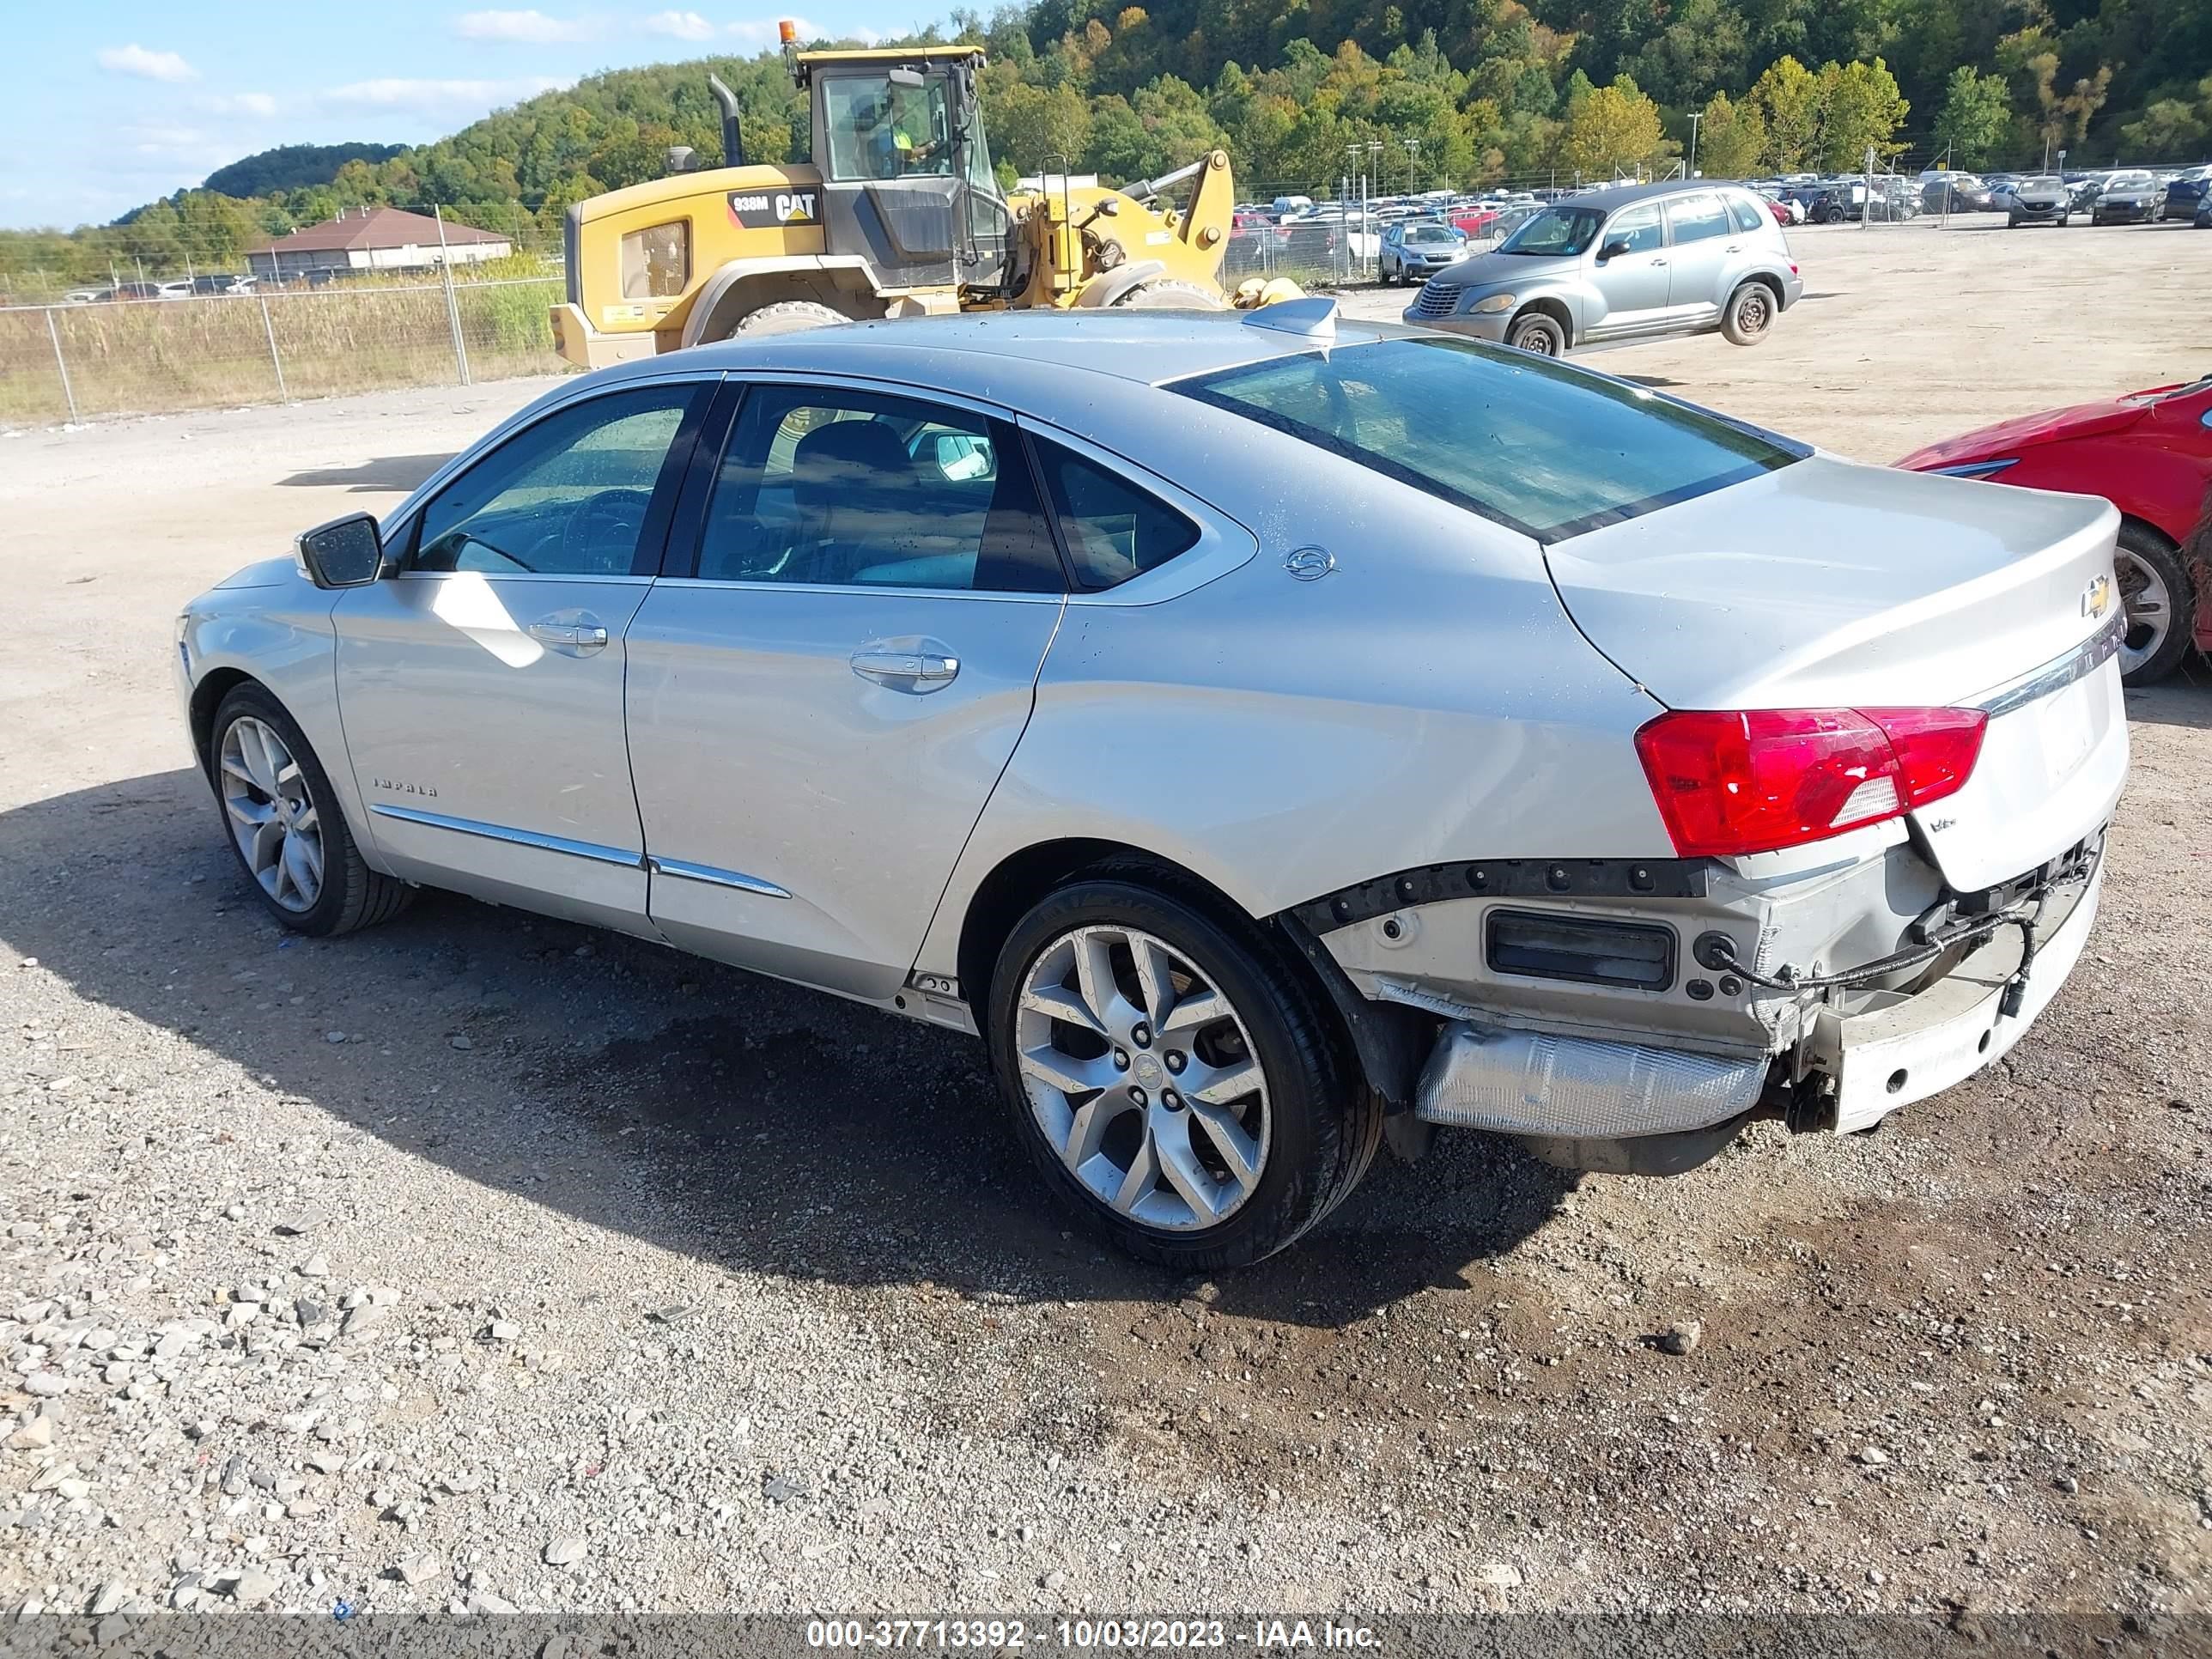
(1413, 1021, 1767, 1139)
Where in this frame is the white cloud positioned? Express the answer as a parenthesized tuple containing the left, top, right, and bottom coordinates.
(644, 9, 716, 40)
(96, 44, 199, 82)
(325, 75, 574, 109)
(453, 9, 595, 41)
(200, 92, 280, 118)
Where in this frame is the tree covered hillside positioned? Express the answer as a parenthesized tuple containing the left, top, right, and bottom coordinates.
(3, 0, 2208, 285)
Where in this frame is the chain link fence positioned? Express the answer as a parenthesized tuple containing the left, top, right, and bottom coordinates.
(0, 275, 566, 427)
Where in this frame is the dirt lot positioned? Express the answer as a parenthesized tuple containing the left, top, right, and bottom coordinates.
(2, 220, 2210, 1625)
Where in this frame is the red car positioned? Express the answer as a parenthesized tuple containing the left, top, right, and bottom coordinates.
(1897, 375, 2212, 684)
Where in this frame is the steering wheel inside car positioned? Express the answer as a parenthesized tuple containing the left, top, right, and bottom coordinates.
(560, 489, 653, 573)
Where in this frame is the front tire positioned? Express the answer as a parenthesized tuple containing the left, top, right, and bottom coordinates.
(1506, 311, 1565, 356)
(1720, 281, 1776, 345)
(2114, 525, 2197, 686)
(988, 878, 1379, 1269)
(208, 684, 412, 936)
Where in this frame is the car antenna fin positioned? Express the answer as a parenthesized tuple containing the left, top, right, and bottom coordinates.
(1242, 295, 1338, 340)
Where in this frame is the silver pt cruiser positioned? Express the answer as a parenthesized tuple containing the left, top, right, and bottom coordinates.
(176, 301, 2124, 1267)
(1406, 181, 1806, 355)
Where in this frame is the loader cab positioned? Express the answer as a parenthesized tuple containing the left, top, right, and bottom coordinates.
(801, 47, 1010, 297)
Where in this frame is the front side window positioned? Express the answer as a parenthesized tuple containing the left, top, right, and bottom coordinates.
(1030, 441, 1200, 590)
(412, 386, 697, 576)
(1498, 206, 1603, 257)
(823, 73, 952, 180)
(1604, 203, 1666, 254)
(1175, 337, 1804, 543)
(620, 221, 690, 298)
(692, 386, 1060, 592)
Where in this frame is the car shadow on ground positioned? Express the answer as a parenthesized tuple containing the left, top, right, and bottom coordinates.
(2124, 671, 2212, 730)
(276, 455, 454, 492)
(0, 769, 1576, 1327)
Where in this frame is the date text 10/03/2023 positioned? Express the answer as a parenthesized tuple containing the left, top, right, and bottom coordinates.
(804, 1619, 1383, 1650)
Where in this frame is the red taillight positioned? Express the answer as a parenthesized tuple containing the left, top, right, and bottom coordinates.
(1634, 706, 1987, 859)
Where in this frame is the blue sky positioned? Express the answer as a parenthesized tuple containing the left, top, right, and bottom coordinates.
(5, 4, 935, 228)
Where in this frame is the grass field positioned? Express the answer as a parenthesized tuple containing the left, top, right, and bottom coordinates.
(0, 276, 565, 424)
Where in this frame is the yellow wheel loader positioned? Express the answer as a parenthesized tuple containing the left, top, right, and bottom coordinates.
(550, 26, 1296, 368)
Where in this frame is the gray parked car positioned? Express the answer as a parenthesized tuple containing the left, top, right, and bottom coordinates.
(1378, 219, 1467, 284)
(1403, 181, 1804, 355)
(2008, 176, 2071, 227)
(176, 303, 2123, 1267)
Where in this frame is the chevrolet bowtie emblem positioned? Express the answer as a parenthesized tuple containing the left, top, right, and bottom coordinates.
(2081, 573, 2112, 620)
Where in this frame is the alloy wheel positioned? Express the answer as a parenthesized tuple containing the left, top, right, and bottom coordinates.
(1013, 924, 1271, 1231)
(218, 715, 325, 913)
(2114, 547, 2173, 678)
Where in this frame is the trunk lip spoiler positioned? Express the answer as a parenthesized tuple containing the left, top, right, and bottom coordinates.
(1972, 611, 2124, 720)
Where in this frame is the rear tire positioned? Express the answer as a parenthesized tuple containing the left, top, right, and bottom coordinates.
(1506, 311, 1565, 356)
(2114, 524, 2196, 686)
(730, 300, 853, 337)
(1720, 281, 1777, 345)
(208, 684, 412, 937)
(987, 878, 1379, 1269)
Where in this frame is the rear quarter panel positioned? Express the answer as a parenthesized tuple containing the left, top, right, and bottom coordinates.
(915, 414, 1671, 977)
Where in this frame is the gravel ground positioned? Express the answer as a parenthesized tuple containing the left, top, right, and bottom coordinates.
(1, 219, 2209, 1626)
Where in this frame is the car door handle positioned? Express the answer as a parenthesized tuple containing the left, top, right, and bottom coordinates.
(526, 619, 609, 653)
(850, 647, 959, 691)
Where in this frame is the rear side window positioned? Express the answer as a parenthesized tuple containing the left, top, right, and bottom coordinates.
(1728, 195, 1768, 234)
(691, 385, 1062, 592)
(1175, 337, 1804, 542)
(1030, 441, 1200, 590)
(1666, 192, 1733, 243)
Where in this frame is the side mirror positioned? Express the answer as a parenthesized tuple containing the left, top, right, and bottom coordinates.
(1597, 238, 1632, 261)
(296, 513, 384, 588)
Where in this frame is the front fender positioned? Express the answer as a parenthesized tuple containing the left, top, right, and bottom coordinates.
(179, 581, 374, 872)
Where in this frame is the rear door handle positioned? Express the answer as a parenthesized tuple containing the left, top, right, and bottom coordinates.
(526, 618, 610, 653)
(850, 645, 960, 692)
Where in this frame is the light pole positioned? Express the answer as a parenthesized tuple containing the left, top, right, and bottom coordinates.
(1686, 112, 1702, 178)
(1405, 137, 1420, 193)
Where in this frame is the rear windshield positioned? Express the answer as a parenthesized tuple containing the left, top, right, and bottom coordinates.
(1173, 337, 1805, 542)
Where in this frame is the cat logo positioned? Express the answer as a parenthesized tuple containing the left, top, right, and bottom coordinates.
(727, 190, 822, 229)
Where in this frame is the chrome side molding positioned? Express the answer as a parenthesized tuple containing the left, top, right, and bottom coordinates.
(647, 856, 792, 900)
(369, 804, 641, 867)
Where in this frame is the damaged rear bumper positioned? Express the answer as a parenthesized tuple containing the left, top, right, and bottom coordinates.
(1406, 852, 2103, 1167)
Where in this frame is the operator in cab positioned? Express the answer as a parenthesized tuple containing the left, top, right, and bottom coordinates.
(864, 80, 950, 178)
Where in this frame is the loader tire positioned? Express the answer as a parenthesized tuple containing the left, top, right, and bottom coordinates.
(730, 301, 853, 337)
(1110, 280, 1224, 310)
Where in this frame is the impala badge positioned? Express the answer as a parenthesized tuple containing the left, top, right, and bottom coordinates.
(1284, 546, 1335, 581)
(2081, 574, 2112, 620)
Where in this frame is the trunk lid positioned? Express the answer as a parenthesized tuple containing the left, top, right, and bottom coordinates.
(1547, 455, 2127, 890)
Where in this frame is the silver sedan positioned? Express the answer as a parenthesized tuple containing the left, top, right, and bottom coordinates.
(176, 301, 2126, 1267)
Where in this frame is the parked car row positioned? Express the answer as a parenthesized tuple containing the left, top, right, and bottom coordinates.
(1918, 163, 2212, 226)
(62, 273, 258, 303)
